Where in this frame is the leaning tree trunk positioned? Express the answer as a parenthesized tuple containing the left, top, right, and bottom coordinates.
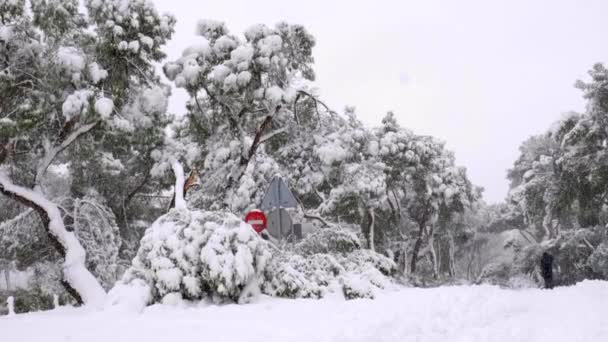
(0, 174, 106, 306)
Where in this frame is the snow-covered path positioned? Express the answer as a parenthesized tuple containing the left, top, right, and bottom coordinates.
(2, 281, 607, 342)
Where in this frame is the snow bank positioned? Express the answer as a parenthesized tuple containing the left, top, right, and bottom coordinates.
(105, 279, 152, 314)
(2, 281, 608, 342)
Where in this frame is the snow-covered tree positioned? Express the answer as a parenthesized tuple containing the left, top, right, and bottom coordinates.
(164, 20, 317, 213)
(501, 64, 608, 286)
(0, 0, 175, 305)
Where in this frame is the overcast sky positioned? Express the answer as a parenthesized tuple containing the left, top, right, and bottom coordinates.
(152, 0, 608, 203)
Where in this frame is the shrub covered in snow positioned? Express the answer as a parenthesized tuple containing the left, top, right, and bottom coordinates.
(588, 241, 608, 278)
(476, 262, 514, 287)
(339, 249, 397, 276)
(263, 227, 397, 299)
(262, 252, 344, 299)
(552, 227, 606, 284)
(488, 226, 608, 288)
(121, 209, 273, 303)
(294, 227, 361, 255)
(118, 214, 398, 306)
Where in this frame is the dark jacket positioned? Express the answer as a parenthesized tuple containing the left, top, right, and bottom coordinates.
(541, 252, 554, 278)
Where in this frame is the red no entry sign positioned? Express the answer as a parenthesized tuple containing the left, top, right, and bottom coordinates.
(245, 209, 267, 233)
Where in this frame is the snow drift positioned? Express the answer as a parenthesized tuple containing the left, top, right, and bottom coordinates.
(3, 280, 608, 342)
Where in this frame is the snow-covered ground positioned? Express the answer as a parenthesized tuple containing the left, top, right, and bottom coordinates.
(2, 281, 607, 342)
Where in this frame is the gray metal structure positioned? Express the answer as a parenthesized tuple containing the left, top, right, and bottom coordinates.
(266, 208, 293, 240)
(261, 176, 299, 210)
(261, 176, 299, 240)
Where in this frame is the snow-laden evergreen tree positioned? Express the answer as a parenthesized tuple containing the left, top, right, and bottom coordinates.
(163, 20, 317, 213)
(0, 0, 175, 305)
(365, 113, 480, 280)
(161, 19, 480, 285)
(495, 64, 608, 286)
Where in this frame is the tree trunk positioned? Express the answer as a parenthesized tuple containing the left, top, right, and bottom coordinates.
(410, 226, 424, 274)
(3, 264, 10, 291)
(448, 233, 456, 277)
(542, 212, 553, 240)
(429, 235, 438, 279)
(0, 174, 106, 306)
(225, 109, 277, 197)
(171, 161, 187, 210)
(368, 208, 375, 252)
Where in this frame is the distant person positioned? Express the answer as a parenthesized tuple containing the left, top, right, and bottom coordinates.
(540, 251, 554, 289)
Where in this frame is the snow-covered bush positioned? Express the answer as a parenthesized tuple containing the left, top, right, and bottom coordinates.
(341, 268, 391, 299)
(263, 227, 397, 299)
(262, 252, 344, 299)
(588, 241, 608, 278)
(339, 250, 398, 299)
(120, 213, 399, 305)
(552, 228, 604, 284)
(294, 226, 361, 255)
(504, 226, 608, 287)
(339, 249, 397, 276)
(475, 262, 512, 286)
(511, 243, 545, 284)
(121, 209, 273, 303)
(506, 274, 538, 289)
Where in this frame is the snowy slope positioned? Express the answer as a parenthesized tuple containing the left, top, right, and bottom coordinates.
(2, 281, 607, 342)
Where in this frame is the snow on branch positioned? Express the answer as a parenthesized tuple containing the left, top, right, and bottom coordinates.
(295, 90, 337, 119)
(172, 160, 187, 210)
(0, 172, 106, 306)
(35, 120, 100, 185)
(259, 126, 289, 144)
